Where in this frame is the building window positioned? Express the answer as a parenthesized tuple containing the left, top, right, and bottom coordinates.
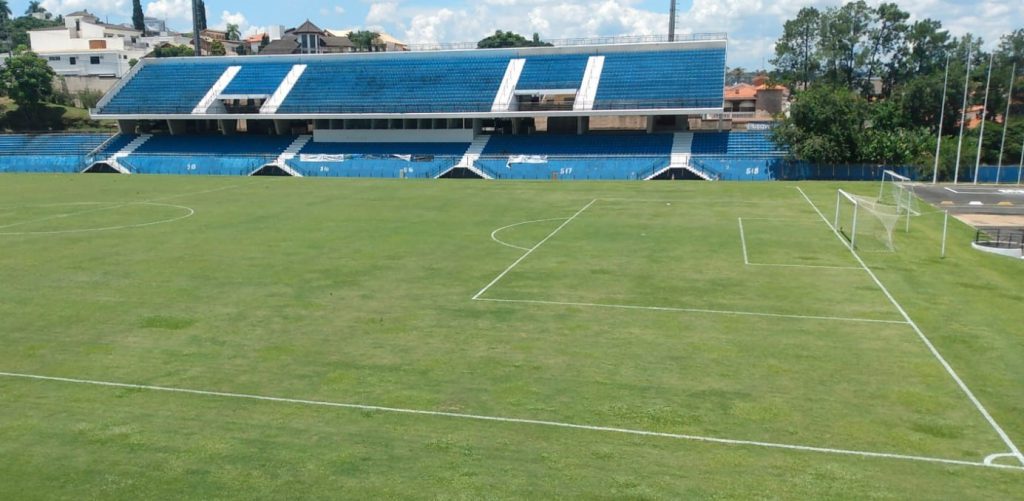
(69, 57, 77, 65)
(48, 56, 61, 61)
(90, 56, 101, 64)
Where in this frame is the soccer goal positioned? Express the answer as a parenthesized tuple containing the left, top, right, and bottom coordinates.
(834, 189, 902, 251)
(878, 169, 921, 217)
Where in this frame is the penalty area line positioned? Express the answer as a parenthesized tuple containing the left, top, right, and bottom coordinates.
(1, 370, 1020, 473)
(474, 297, 908, 325)
(473, 199, 596, 300)
(796, 186, 1024, 467)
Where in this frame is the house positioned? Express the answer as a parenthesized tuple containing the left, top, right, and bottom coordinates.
(328, 29, 409, 52)
(260, 20, 355, 55)
(28, 10, 149, 91)
(723, 75, 789, 118)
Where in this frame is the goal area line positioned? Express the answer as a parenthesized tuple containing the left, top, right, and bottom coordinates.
(2, 370, 1020, 473)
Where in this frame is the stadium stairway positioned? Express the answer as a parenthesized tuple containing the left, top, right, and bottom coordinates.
(438, 137, 494, 179)
(92, 134, 152, 173)
(258, 135, 312, 176)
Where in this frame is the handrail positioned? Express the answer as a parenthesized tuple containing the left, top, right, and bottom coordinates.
(407, 33, 728, 51)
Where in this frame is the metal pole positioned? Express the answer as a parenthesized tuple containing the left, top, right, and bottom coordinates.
(941, 210, 949, 258)
(669, 0, 676, 42)
(834, 191, 842, 229)
(192, 0, 202, 57)
(954, 50, 973, 184)
(996, 63, 1015, 184)
(1018, 133, 1024, 185)
(851, 202, 859, 250)
(933, 54, 950, 184)
(973, 53, 994, 185)
(905, 188, 912, 233)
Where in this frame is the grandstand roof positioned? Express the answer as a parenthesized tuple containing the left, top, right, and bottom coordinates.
(92, 37, 727, 120)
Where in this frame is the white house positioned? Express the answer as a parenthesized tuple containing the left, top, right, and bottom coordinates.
(28, 10, 149, 81)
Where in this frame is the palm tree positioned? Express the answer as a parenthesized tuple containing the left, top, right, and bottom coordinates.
(226, 23, 240, 41)
(0, 0, 13, 25)
(26, 1, 44, 15)
(728, 66, 746, 84)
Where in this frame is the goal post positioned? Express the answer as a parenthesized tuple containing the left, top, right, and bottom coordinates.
(835, 189, 901, 251)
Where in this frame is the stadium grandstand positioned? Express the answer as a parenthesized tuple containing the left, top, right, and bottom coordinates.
(2, 34, 794, 181)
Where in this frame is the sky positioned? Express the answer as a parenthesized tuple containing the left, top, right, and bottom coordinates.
(14, 0, 1023, 68)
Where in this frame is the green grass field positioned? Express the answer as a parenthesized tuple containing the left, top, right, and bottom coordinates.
(1, 175, 1022, 498)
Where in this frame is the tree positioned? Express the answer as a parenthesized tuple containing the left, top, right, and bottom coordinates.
(773, 85, 868, 163)
(196, 0, 207, 31)
(771, 7, 822, 90)
(477, 30, 552, 49)
(226, 23, 240, 41)
(259, 34, 269, 51)
(347, 30, 380, 51)
(132, 0, 144, 32)
(3, 16, 61, 53)
(0, 48, 56, 123)
(210, 40, 225, 56)
(727, 67, 745, 84)
(865, 3, 909, 97)
(153, 44, 195, 58)
(233, 43, 247, 56)
(25, 1, 45, 16)
(0, 0, 11, 25)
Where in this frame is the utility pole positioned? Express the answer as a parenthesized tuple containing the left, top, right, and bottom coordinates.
(932, 54, 950, 184)
(192, 0, 202, 56)
(954, 50, 973, 184)
(996, 63, 1015, 184)
(669, 0, 676, 42)
(973, 53, 994, 185)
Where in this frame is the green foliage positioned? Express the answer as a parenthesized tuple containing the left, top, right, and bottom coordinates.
(196, 0, 207, 31)
(128, 58, 138, 68)
(153, 44, 196, 58)
(132, 0, 144, 32)
(76, 88, 104, 109)
(773, 85, 867, 163)
(0, 0, 11, 25)
(0, 48, 55, 118)
(347, 30, 381, 52)
(25, 1, 45, 16)
(2, 15, 62, 49)
(259, 33, 269, 51)
(226, 23, 240, 41)
(209, 40, 225, 56)
(477, 30, 552, 49)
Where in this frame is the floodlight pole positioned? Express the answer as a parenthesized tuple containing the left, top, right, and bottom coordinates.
(996, 63, 1015, 184)
(669, 0, 676, 42)
(192, 0, 202, 57)
(933, 54, 950, 184)
(954, 50, 973, 184)
(973, 53, 994, 185)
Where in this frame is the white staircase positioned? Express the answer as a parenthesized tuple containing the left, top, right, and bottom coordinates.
(261, 64, 307, 114)
(103, 134, 152, 174)
(193, 66, 241, 114)
(646, 132, 714, 181)
(437, 136, 492, 179)
(574, 56, 605, 111)
(260, 135, 309, 177)
(491, 59, 525, 112)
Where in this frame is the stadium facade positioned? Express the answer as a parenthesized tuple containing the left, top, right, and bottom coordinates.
(1, 35, 822, 181)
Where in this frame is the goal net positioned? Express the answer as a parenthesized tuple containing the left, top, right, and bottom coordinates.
(878, 170, 921, 217)
(834, 189, 901, 251)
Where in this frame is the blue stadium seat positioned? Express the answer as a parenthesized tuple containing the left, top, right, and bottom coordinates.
(0, 134, 112, 173)
(120, 134, 295, 175)
(516, 55, 589, 90)
(222, 63, 294, 95)
(102, 63, 229, 114)
(278, 55, 510, 114)
(595, 49, 726, 109)
(478, 134, 672, 180)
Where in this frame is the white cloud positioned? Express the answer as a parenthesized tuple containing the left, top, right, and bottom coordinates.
(144, 0, 191, 23)
(41, 0, 128, 17)
(366, 2, 400, 25)
(335, 6, 347, 15)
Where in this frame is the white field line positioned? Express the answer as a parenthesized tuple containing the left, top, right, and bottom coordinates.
(796, 186, 1024, 467)
(1, 370, 1020, 473)
(0, 185, 239, 232)
(473, 199, 596, 300)
(0, 203, 194, 236)
(738, 217, 862, 270)
(598, 197, 798, 206)
(490, 217, 568, 252)
(738, 217, 750, 264)
(473, 297, 908, 325)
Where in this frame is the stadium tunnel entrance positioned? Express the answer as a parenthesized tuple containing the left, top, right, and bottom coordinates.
(250, 164, 295, 176)
(82, 162, 125, 174)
